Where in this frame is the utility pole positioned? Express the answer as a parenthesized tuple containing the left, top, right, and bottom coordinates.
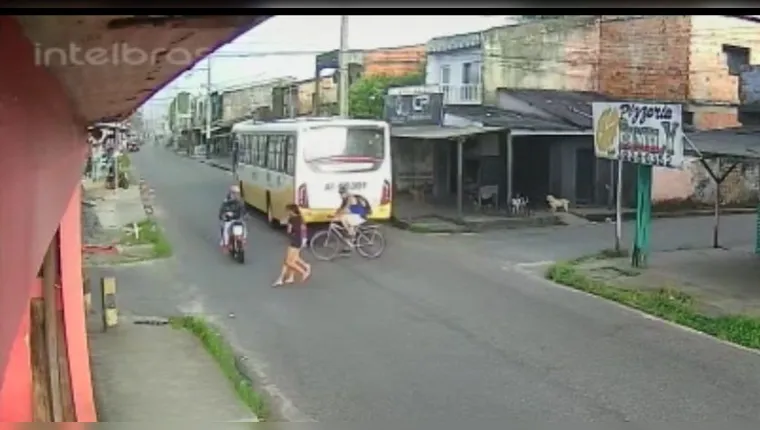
(338, 15, 350, 118)
(205, 57, 212, 159)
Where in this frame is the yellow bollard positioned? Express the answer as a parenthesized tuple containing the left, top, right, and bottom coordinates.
(100, 276, 118, 331)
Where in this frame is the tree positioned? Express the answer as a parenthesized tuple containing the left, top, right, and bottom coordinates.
(348, 71, 425, 120)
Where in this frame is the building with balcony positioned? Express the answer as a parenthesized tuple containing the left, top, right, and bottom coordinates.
(424, 32, 484, 105)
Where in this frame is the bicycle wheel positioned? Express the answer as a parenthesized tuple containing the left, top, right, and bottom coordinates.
(356, 228, 385, 259)
(310, 230, 341, 261)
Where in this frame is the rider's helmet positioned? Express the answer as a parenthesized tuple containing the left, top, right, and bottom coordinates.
(228, 184, 241, 199)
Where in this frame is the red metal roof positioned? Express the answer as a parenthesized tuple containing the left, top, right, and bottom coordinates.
(14, 15, 271, 124)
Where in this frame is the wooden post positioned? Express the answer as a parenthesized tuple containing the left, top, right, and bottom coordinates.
(30, 298, 52, 422)
(56, 312, 75, 422)
(42, 237, 63, 421)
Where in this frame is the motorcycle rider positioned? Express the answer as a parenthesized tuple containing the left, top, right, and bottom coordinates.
(218, 184, 247, 250)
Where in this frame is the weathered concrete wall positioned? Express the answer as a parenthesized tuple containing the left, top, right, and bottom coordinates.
(481, 17, 600, 104)
(690, 16, 760, 105)
(222, 80, 294, 123)
(655, 158, 760, 206)
(296, 77, 337, 116)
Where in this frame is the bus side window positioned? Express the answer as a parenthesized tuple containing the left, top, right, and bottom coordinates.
(285, 135, 295, 175)
(251, 135, 259, 166)
(243, 135, 252, 164)
(260, 135, 270, 168)
(276, 136, 285, 173)
(266, 135, 277, 171)
(237, 135, 245, 164)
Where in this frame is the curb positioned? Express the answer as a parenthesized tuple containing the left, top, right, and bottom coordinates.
(389, 216, 473, 234)
(574, 207, 756, 223)
(389, 215, 563, 234)
(199, 159, 233, 172)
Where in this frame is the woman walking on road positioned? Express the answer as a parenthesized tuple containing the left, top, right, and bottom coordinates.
(273, 204, 311, 287)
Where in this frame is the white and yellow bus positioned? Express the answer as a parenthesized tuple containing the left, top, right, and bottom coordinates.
(232, 118, 393, 225)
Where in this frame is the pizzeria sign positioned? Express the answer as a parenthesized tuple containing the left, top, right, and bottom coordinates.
(592, 102, 685, 169)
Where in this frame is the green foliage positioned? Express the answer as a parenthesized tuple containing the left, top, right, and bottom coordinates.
(348, 71, 425, 120)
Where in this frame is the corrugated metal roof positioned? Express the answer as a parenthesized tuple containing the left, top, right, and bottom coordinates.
(391, 125, 503, 139)
(445, 104, 578, 131)
(685, 127, 760, 159)
(498, 88, 620, 129)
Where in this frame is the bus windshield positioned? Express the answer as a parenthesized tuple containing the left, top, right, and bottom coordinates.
(303, 126, 385, 163)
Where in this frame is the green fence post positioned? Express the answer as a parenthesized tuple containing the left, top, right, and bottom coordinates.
(632, 164, 653, 268)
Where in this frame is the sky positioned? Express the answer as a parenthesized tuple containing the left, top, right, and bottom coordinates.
(141, 15, 517, 127)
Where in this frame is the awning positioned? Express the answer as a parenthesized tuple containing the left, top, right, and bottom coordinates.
(685, 127, 760, 160)
(391, 125, 504, 139)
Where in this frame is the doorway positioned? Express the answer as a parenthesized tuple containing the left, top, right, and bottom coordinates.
(575, 148, 595, 205)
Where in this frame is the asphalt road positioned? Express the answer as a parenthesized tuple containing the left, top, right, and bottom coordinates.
(132, 146, 760, 423)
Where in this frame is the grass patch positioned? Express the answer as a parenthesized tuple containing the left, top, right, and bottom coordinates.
(170, 315, 269, 420)
(119, 218, 173, 258)
(546, 260, 760, 350)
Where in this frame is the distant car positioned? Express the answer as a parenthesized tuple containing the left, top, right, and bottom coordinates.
(126, 142, 140, 152)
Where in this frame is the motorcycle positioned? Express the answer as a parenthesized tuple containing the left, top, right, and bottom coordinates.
(224, 212, 246, 264)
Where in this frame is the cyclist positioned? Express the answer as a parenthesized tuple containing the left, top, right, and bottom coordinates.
(335, 184, 372, 244)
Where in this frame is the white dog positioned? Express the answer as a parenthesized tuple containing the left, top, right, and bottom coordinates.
(546, 194, 570, 213)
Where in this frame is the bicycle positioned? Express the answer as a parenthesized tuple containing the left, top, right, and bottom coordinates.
(309, 217, 386, 261)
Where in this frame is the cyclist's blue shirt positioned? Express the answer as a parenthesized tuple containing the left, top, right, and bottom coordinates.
(349, 203, 367, 217)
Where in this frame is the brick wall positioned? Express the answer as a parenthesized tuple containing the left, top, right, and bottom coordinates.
(598, 16, 691, 102)
(363, 45, 426, 77)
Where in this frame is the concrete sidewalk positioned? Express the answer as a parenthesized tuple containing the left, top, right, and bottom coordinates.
(85, 264, 257, 422)
(88, 316, 257, 422)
